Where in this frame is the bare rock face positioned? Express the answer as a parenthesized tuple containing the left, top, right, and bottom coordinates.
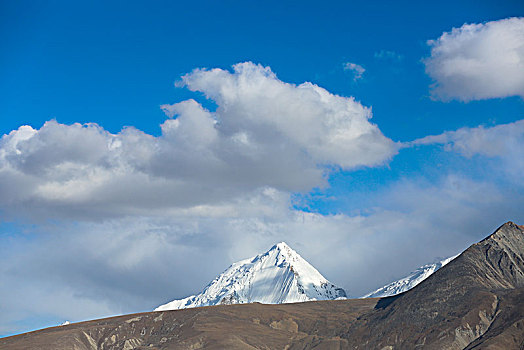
(1, 222, 523, 349)
(343, 221, 524, 349)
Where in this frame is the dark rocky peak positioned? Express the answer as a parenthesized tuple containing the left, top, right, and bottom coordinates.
(343, 221, 524, 349)
(462, 221, 524, 289)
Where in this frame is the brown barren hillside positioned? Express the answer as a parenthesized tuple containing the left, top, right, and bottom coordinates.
(1, 222, 523, 350)
(0, 298, 378, 349)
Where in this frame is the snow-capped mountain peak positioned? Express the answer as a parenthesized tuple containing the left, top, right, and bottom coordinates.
(155, 242, 346, 311)
(361, 255, 459, 298)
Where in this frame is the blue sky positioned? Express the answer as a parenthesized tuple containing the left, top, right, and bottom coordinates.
(1, 0, 523, 337)
(2, 0, 522, 138)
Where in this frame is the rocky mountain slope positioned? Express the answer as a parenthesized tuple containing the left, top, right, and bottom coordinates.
(344, 221, 524, 349)
(362, 254, 458, 298)
(155, 242, 346, 311)
(1, 221, 523, 349)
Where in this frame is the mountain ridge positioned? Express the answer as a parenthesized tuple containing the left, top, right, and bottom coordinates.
(2, 221, 523, 349)
(362, 254, 459, 298)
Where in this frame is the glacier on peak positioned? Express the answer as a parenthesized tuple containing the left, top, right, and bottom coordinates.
(155, 242, 347, 311)
(361, 255, 459, 298)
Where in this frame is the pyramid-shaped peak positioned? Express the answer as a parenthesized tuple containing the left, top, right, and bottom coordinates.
(266, 242, 303, 262)
(273, 241, 292, 251)
(501, 221, 522, 229)
(156, 241, 347, 311)
(503, 221, 523, 231)
(478, 221, 523, 245)
(266, 242, 297, 256)
(499, 221, 523, 230)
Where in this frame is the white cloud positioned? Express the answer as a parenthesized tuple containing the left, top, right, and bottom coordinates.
(343, 62, 366, 80)
(0, 62, 397, 220)
(411, 119, 524, 157)
(424, 17, 524, 101)
(410, 119, 524, 182)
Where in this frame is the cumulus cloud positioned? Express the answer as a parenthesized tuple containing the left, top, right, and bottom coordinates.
(0, 62, 396, 220)
(343, 62, 366, 80)
(424, 17, 524, 101)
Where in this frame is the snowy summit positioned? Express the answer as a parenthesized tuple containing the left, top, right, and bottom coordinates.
(361, 255, 459, 298)
(155, 242, 347, 311)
